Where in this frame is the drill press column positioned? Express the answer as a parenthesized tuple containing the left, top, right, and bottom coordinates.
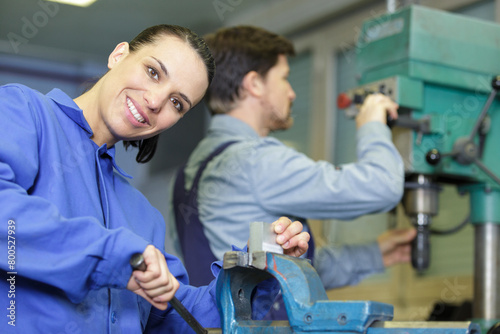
(465, 186, 500, 329)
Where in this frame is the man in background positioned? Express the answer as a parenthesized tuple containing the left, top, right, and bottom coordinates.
(172, 25, 416, 319)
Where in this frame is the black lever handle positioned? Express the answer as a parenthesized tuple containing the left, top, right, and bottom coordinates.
(468, 82, 498, 142)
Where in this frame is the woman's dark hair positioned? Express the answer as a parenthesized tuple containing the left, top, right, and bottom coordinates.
(123, 24, 215, 163)
(203, 26, 295, 115)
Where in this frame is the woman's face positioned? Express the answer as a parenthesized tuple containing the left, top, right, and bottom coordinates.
(95, 35, 209, 145)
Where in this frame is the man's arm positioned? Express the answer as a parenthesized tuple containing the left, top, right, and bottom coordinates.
(314, 227, 416, 290)
(247, 94, 403, 221)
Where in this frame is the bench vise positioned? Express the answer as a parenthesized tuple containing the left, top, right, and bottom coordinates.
(215, 250, 480, 334)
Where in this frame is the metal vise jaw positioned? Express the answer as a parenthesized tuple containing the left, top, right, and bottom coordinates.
(216, 251, 480, 334)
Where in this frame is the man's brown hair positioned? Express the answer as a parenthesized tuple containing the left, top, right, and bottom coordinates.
(204, 26, 295, 114)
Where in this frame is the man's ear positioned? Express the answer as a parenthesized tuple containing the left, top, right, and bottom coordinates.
(241, 71, 265, 98)
(107, 42, 130, 69)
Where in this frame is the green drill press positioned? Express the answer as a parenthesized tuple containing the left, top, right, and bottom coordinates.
(340, 5, 500, 334)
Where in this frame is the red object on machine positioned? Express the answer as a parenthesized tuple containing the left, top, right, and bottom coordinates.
(336, 93, 352, 109)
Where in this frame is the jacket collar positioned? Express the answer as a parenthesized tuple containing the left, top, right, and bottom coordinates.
(209, 114, 260, 139)
(46, 88, 93, 135)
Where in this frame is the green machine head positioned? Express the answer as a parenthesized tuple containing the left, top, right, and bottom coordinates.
(354, 4, 500, 180)
(344, 5, 500, 332)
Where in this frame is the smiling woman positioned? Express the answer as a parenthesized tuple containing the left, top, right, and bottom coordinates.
(0, 24, 309, 333)
(76, 24, 215, 163)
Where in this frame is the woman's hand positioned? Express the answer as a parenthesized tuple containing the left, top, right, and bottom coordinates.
(127, 245, 179, 310)
(272, 216, 310, 258)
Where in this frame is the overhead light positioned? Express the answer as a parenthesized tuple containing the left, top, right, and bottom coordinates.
(46, 0, 97, 7)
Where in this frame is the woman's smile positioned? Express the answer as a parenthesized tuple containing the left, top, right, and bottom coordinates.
(126, 97, 149, 125)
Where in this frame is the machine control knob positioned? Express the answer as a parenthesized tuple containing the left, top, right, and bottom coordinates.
(426, 149, 441, 165)
(491, 75, 500, 90)
(336, 93, 352, 109)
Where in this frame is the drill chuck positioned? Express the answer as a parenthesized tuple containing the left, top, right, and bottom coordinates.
(412, 222, 431, 272)
(403, 175, 439, 273)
